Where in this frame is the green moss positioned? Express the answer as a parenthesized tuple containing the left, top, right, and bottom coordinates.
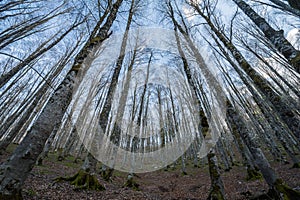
(181, 171, 188, 175)
(25, 188, 36, 196)
(71, 64, 81, 72)
(62, 158, 81, 168)
(273, 179, 300, 200)
(252, 179, 300, 200)
(246, 168, 263, 181)
(207, 153, 225, 200)
(54, 169, 105, 191)
(35, 167, 55, 175)
(56, 148, 64, 161)
(5, 143, 18, 154)
(101, 168, 114, 182)
(290, 53, 300, 69)
(207, 186, 225, 200)
(123, 175, 140, 191)
(90, 36, 102, 45)
(112, 170, 127, 178)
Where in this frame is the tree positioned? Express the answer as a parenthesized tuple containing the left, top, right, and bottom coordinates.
(188, 0, 300, 140)
(266, 0, 300, 17)
(0, 0, 299, 199)
(0, 0, 123, 198)
(233, 0, 300, 73)
(172, 0, 300, 198)
(288, 0, 300, 10)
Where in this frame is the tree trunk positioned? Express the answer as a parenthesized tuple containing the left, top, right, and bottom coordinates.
(190, 2, 300, 139)
(226, 101, 300, 199)
(233, 0, 300, 73)
(269, 0, 300, 17)
(0, 0, 123, 198)
(207, 150, 226, 200)
(0, 21, 82, 89)
(288, 0, 300, 10)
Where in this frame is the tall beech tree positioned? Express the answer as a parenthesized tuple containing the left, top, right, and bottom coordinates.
(188, 0, 300, 140)
(0, 0, 123, 198)
(168, 0, 300, 198)
(0, 0, 299, 199)
(232, 0, 300, 73)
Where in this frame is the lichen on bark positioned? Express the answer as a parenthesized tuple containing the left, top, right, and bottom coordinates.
(207, 152, 226, 200)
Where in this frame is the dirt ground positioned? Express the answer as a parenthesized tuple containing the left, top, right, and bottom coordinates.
(1, 147, 299, 200)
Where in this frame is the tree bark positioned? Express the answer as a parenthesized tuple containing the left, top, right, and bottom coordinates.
(190, 2, 300, 139)
(269, 0, 300, 17)
(0, 0, 123, 198)
(207, 150, 226, 200)
(288, 0, 300, 10)
(232, 0, 300, 73)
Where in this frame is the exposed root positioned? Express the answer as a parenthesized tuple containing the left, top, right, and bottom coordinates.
(100, 168, 114, 182)
(123, 174, 139, 191)
(273, 179, 300, 200)
(207, 185, 225, 200)
(54, 169, 105, 191)
(250, 179, 300, 200)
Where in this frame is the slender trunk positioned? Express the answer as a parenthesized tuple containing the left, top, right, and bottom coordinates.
(227, 101, 282, 195)
(191, 3, 300, 139)
(96, 0, 135, 179)
(232, 0, 300, 73)
(81, 153, 98, 173)
(0, 46, 75, 151)
(99, 0, 135, 132)
(212, 32, 300, 165)
(216, 140, 231, 171)
(181, 155, 187, 175)
(0, 21, 82, 89)
(269, 0, 300, 17)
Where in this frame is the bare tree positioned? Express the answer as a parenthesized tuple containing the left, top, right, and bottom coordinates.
(0, 0, 123, 198)
(232, 0, 300, 73)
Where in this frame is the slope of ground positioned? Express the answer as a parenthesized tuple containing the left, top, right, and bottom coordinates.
(0, 145, 299, 200)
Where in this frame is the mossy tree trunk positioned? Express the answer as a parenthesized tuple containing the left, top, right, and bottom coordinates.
(227, 101, 300, 199)
(100, 165, 114, 182)
(55, 169, 104, 191)
(216, 140, 232, 171)
(209, 25, 300, 167)
(0, 1, 123, 198)
(207, 150, 226, 200)
(55, 153, 105, 191)
(231, 124, 263, 181)
(123, 173, 139, 190)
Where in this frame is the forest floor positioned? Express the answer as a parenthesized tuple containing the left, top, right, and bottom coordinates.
(1, 144, 299, 200)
